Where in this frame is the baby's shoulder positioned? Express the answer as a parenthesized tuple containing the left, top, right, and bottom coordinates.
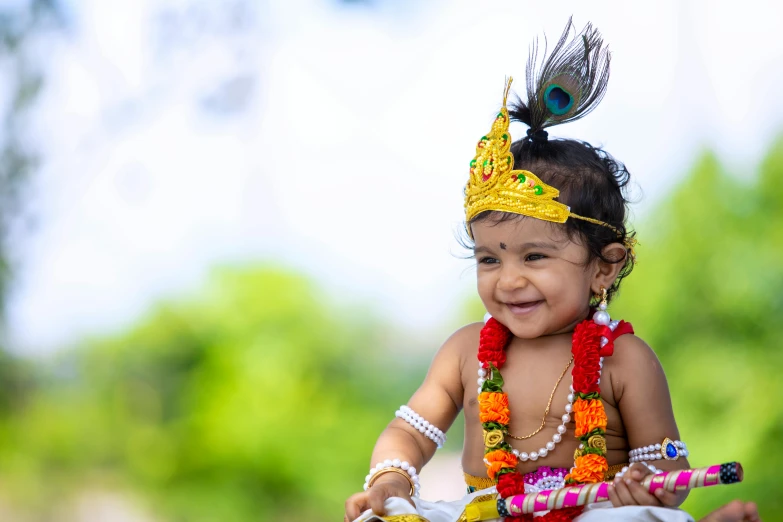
(429, 322, 483, 374)
(441, 322, 483, 357)
(606, 333, 661, 369)
(603, 332, 667, 399)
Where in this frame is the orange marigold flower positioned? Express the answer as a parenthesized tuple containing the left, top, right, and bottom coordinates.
(565, 454, 608, 484)
(573, 398, 607, 437)
(484, 449, 517, 480)
(478, 392, 510, 425)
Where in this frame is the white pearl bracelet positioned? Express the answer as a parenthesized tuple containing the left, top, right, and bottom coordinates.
(363, 459, 420, 497)
(395, 405, 446, 449)
(615, 461, 661, 479)
(629, 438, 689, 463)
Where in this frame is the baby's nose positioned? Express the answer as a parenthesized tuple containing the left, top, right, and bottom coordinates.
(497, 267, 527, 291)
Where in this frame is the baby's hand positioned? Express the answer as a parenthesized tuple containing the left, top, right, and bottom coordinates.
(344, 473, 414, 522)
(607, 463, 679, 508)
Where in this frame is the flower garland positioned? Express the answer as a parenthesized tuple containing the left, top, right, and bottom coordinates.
(565, 320, 609, 485)
(477, 315, 633, 521)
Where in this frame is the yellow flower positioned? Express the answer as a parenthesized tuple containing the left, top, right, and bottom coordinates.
(484, 429, 504, 448)
(588, 434, 607, 453)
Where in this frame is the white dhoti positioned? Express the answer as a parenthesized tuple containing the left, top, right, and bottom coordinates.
(353, 487, 695, 522)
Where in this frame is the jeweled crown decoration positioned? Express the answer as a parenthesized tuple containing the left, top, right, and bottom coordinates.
(464, 78, 571, 228)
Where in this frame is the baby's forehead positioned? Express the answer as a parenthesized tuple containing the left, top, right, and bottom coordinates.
(472, 214, 573, 244)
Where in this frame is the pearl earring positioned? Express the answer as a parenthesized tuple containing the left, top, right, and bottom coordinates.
(592, 287, 610, 325)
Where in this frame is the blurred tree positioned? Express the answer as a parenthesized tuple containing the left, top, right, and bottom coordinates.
(3, 266, 429, 520)
(0, 1, 63, 440)
(0, 0, 62, 313)
(614, 140, 783, 519)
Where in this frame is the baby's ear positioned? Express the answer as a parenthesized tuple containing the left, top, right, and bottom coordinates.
(592, 242, 627, 290)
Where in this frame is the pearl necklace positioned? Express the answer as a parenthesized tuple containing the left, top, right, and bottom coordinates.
(478, 363, 573, 462)
(477, 314, 619, 463)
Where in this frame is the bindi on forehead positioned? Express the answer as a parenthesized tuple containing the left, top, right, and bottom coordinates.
(500, 242, 507, 250)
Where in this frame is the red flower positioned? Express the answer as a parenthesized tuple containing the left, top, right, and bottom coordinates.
(571, 320, 603, 393)
(479, 349, 506, 368)
(598, 320, 635, 357)
(572, 371, 598, 394)
(497, 471, 527, 497)
(478, 318, 511, 367)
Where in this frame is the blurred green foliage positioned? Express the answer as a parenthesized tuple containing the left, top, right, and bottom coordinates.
(0, 267, 427, 520)
(613, 139, 783, 518)
(1, 140, 783, 520)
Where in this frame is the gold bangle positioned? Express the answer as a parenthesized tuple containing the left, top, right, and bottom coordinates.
(366, 468, 415, 495)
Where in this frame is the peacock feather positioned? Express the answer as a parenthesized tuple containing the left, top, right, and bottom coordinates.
(511, 18, 610, 132)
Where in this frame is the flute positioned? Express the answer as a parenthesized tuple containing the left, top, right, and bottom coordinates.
(460, 462, 743, 521)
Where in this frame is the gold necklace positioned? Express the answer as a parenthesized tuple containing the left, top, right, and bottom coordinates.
(505, 354, 574, 440)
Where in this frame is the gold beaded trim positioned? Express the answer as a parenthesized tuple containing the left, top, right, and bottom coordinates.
(463, 472, 496, 491)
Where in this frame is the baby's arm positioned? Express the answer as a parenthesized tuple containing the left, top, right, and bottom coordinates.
(344, 324, 475, 520)
(605, 334, 690, 509)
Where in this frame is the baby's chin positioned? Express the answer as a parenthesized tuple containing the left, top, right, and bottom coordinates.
(489, 315, 552, 339)
(492, 311, 588, 339)
(506, 323, 559, 339)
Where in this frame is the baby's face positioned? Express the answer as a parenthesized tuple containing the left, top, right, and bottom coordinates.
(471, 216, 596, 339)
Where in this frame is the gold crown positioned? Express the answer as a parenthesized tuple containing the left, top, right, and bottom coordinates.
(464, 78, 622, 240)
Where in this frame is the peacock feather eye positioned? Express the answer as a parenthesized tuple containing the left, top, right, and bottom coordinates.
(544, 84, 574, 116)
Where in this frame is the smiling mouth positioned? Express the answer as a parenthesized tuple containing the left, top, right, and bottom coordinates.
(505, 300, 543, 314)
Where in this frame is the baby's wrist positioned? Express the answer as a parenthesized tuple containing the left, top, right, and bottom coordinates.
(371, 472, 413, 492)
(364, 461, 420, 497)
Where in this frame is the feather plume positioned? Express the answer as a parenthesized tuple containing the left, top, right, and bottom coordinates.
(509, 18, 610, 132)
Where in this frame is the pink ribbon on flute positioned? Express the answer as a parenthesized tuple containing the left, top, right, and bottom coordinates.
(501, 462, 743, 517)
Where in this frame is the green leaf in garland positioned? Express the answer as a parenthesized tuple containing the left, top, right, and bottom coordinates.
(482, 421, 507, 432)
(575, 391, 601, 400)
(481, 364, 505, 392)
(585, 428, 606, 438)
(490, 364, 505, 387)
(481, 380, 503, 393)
(581, 447, 604, 456)
(484, 442, 513, 454)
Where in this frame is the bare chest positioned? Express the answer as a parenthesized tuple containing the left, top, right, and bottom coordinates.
(461, 340, 627, 477)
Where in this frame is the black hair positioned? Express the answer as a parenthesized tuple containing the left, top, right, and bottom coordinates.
(462, 19, 636, 303)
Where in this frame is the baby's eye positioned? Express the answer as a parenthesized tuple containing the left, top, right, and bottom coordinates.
(477, 256, 499, 265)
(525, 253, 547, 262)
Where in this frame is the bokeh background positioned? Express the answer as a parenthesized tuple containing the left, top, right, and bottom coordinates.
(0, 0, 781, 520)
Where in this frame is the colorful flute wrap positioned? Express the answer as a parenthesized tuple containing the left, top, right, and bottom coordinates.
(460, 462, 743, 521)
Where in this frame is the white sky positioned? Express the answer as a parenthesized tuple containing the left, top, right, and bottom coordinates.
(5, 0, 783, 354)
